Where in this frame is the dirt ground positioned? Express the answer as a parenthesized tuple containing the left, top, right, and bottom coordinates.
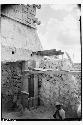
(2, 106, 79, 120)
(2, 106, 54, 120)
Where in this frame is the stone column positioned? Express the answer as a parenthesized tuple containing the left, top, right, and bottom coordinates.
(34, 74, 38, 107)
(22, 61, 28, 71)
(22, 74, 29, 93)
(22, 61, 29, 93)
(62, 54, 63, 60)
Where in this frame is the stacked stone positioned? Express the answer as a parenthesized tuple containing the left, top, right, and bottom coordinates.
(39, 58, 73, 71)
(73, 72, 81, 97)
(39, 71, 79, 111)
(1, 63, 22, 110)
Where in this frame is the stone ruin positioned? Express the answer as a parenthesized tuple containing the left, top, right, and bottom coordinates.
(38, 55, 81, 116)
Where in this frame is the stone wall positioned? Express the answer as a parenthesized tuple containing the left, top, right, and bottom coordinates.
(1, 45, 32, 63)
(1, 15, 43, 52)
(39, 72, 80, 106)
(74, 63, 81, 71)
(38, 57, 81, 117)
(1, 5, 43, 62)
(38, 71, 81, 119)
(1, 4, 36, 28)
(72, 72, 81, 96)
(1, 62, 23, 111)
(1, 62, 22, 94)
(39, 57, 74, 71)
(1, 4, 42, 111)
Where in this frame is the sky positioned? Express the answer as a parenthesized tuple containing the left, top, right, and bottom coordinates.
(36, 4, 81, 63)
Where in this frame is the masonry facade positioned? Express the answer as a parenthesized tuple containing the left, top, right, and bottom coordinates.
(1, 4, 81, 113)
(1, 4, 43, 110)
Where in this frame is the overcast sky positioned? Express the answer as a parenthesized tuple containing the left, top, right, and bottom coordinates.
(36, 4, 81, 63)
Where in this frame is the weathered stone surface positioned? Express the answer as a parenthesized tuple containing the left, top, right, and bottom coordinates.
(37, 55, 81, 112)
(1, 15, 43, 62)
(1, 15, 43, 49)
(1, 4, 36, 28)
(1, 45, 32, 62)
(39, 72, 80, 110)
(1, 62, 22, 95)
(39, 57, 74, 71)
(1, 62, 23, 110)
(1, 4, 40, 112)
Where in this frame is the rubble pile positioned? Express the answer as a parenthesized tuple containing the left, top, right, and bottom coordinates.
(39, 57, 73, 71)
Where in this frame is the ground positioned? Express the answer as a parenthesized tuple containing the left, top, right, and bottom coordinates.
(2, 106, 79, 120)
(2, 106, 54, 120)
